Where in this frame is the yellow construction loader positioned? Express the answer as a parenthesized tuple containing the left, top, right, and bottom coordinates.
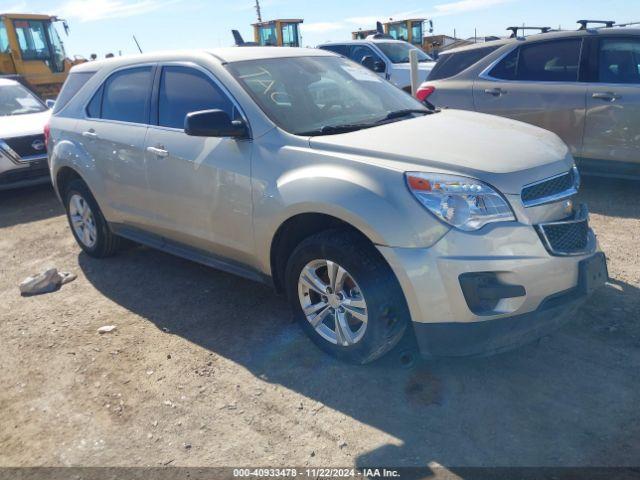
(0, 13, 85, 99)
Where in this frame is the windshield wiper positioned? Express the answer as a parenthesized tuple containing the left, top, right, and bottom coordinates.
(381, 109, 434, 121)
(296, 123, 374, 136)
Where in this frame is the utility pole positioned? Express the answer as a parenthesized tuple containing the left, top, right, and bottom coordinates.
(255, 0, 262, 23)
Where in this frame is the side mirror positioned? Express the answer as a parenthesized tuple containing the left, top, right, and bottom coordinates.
(184, 109, 248, 138)
(45, 99, 56, 109)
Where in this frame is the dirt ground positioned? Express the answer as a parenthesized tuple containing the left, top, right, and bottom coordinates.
(0, 177, 639, 472)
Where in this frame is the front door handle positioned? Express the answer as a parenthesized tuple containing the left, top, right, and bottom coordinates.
(82, 130, 98, 139)
(146, 146, 169, 157)
(592, 92, 621, 102)
(484, 87, 506, 96)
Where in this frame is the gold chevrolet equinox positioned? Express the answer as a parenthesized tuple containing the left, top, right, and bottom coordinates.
(47, 47, 607, 363)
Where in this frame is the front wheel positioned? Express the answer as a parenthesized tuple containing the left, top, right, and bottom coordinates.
(285, 230, 410, 364)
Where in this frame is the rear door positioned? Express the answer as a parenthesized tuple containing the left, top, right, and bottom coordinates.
(75, 65, 154, 227)
(473, 38, 587, 157)
(582, 36, 640, 174)
(143, 64, 254, 263)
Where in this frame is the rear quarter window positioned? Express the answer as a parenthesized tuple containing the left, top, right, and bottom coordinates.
(428, 45, 500, 80)
(53, 71, 95, 114)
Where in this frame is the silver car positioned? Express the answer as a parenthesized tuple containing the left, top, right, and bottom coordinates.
(48, 47, 607, 363)
(419, 25, 640, 179)
(0, 78, 51, 190)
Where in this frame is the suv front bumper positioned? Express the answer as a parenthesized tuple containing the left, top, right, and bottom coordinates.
(0, 151, 50, 191)
(377, 221, 607, 357)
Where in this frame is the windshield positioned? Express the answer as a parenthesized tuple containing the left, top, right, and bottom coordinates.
(376, 42, 433, 63)
(227, 56, 429, 136)
(0, 83, 47, 116)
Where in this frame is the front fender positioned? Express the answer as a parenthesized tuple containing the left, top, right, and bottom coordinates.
(252, 149, 450, 274)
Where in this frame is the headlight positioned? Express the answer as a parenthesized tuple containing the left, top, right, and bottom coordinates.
(405, 172, 515, 231)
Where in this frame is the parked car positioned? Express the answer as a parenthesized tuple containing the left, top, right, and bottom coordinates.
(0, 78, 51, 190)
(319, 39, 436, 92)
(48, 48, 607, 363)
(418, 26, 640, 179)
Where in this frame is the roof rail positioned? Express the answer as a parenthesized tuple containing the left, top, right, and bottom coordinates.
(507, 26, 551, 38)
(615, 21, 640, 28)
(577, 20, 615, 30)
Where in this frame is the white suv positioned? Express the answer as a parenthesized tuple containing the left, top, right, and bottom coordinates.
(0, 79, 51, 190)
(319, 39, 436, 92)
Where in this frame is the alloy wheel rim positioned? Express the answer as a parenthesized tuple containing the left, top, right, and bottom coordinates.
(69, 194, 97, 248)
(297, 259, 368, 347)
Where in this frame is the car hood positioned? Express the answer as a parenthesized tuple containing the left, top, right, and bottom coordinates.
(308, 109, 573, 194)
(0, 110, 51, 139)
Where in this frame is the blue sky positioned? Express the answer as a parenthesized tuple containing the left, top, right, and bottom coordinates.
(4, 0, 639, 58)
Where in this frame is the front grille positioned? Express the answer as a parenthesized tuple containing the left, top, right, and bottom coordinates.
(522, 168, 578, 207)
(3, 134, 47, 158)
(536, 205, 590, 256)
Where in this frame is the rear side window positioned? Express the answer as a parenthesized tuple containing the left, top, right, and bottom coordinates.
(101, 66, 152, 123)
(320, 44, 348, 56)
(598, 38, 640, 84)
(53, 71, 95, 114)
(491, 39, 582, 82)
(428, 45, 500, 80)
(157, 66, 234, 129)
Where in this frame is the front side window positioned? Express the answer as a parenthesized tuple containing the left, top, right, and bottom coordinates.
(101, 67, 152, 123)
(0, 83, 47, 116)
(599, 38, 640, 84)
(227, 56, 428, 136)
(491, 39, 582, 82)
(376, 42, 433, 64)
(14, 20, 49, 61)
(348, 45, 383, 65)
(158, 66, 234, 129)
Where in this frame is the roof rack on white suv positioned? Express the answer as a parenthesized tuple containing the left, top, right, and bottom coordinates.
(507, 26, 552, 38)
(577, 20, 615, 30)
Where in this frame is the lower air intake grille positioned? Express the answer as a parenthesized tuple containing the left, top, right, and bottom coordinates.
(536, 205, 590, 256)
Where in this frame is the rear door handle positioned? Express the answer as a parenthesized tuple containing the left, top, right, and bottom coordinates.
(484, 87, 506, 96)
(146, 146, 169, 157)
(592, 92, 621, 101)
(82, 130, 98, 139)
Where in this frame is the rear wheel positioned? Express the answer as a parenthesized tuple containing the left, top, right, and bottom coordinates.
(64, 179, 120, 257)
(285, 230, 410, 364)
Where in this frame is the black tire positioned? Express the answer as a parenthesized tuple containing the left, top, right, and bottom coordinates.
(63, 178, 121, 258)
(285, 229, 410, 364)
